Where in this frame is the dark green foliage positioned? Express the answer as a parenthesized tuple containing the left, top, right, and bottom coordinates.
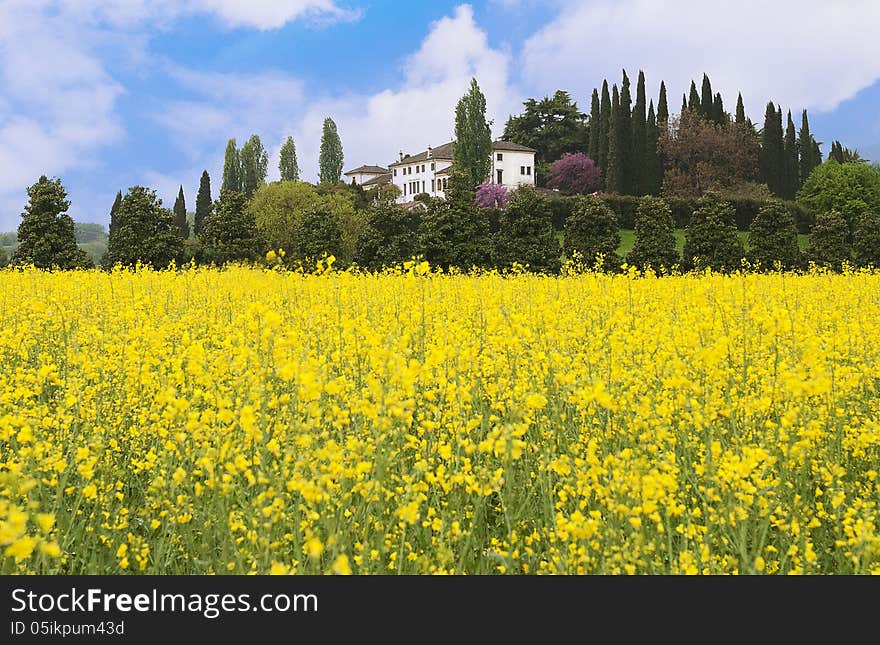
(195, 170, 212, 237)
(199, 189, 265, 265)
(173, 185, 189, 239)
(240, 134, 269, 198)
(626, 196, 679, 271)
(681, 93, 688, 115)
(279, 136, 300, 181)
(563, 194, 621, 271)
(713, 92, 725, 124)
(292, 204, 344, 270)
(454, 79, 493, 190)
(599, 195, 640, 228)
(318, 117, 344, 184)
(807, 210, 851, 269)
(105, 186, 183, 269)
(492, 185, 561, 273)
(853, 210, 880, 267)
(631, 70, 647, 196)
(657, 81, 668, 125)
(419, 171, 491, 271)
(782, 111, 799, 200)
(617, 71, 633, 194)
(108, 190, 122, 239)
(598, 80, 611, 183)
(644, 101, 662, 196)
(12, 175, 92, 269)
(355, 202, 422, 270)
(0, 246, 7, 267)
(222, 139, 241, 193)
(682, 193, 745, 271)
(797, 110, 820, 185)
(748, 199, 800, 269)
(605, 84, 623, 193)
(735, 93, 746, 125)
(588, 88, 601, 165)
(688, 81, 700, 113)
(828, 140, 863, 164)
(760, 103, 784, 196)
(502, 89, 588, 187)
(700, 74, 713, 120)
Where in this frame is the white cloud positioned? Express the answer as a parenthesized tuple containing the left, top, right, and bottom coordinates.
(521, 0, 880, 120)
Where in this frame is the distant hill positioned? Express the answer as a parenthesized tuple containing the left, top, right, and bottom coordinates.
(1, 222, 108, 266)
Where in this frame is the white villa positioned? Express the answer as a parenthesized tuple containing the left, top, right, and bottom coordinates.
(343, 140, 537, 205)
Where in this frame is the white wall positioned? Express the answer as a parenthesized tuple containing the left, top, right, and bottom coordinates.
(490, 150, 536, 190)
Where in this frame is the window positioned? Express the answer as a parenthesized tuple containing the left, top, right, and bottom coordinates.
(497, 169, 503, 184)
(393, 169, 397, 176)
(431, 163, 435, 171)
(527, 166, 532, 176)
(422, 181, 425, 193)
(521, 166, 526, 175)
(497, 153, 503, 161)
(432, 179, 436, 192)
(403, 183, 407, 196)
(421, 165, 425, 172)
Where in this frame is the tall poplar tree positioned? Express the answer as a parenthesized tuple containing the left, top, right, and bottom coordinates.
(598, 80, 612, 182)
(173, 185, 189, 239)
(782, 110, 799, 199)
(222, 139, 241, 194)
(631, 70, 647, 195)
(588, 88, 601, 163)
(735, 93, 746, 124)
(240, 134, 269, 198)
(194, 170, 212, 238)
(452, 78, 493, 190)
(318, 117, 345, 184)
(279, 136, 300, 181)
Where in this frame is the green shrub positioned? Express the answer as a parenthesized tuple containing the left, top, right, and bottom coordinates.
(748, 199, 801, 270)
(682, 193, 746, 272)
(563, 195, 621, 271)
(493, 185, 560, 273)
(806, 210, 851, 270)
(626, 197, 679, 272)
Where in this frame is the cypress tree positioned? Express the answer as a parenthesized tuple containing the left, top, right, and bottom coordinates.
(12, 175, 91, 269)
(105, 186, 183, 269)
(657, 81, 668, 125)
(617, 70, 633, 194)
(318, 117, 345, 184)
(681, 94, 688, 115)
(200, 189, 265, 265)
(222, 139, 241, 194)
(798, 109, 820, 185)
(760, 102, 783, 196)
(631, 70, 647, 195)
(688, 81, 701, 113)
(783, 110, 799, 199)
(173, 185, 189, 239)
(606, 84, 623, 193)
(194, 170, 212, 238)
(644, 101, 662, 196)
(735, 93, 746, 125)
(598, 80, 612, 182)
(700, 74, 713, 120)
(279, 136, 300, 182)
(713, 92, 725, 124)
(108, 190, 122, 240)
(588, 88, 601, 164)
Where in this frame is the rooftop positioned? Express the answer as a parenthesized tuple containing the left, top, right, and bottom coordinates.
(344, 164, 389, 176)
(388, 140, 536, 167)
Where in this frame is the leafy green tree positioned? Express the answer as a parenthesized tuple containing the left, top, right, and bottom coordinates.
(248, 181, 326, 255)
(355, 202, 422, 270)
(194, 170, 212, 237)
(853, 210, 880, 267)
(222, 139, 241, 193)
(806, 210, 851, 269)
(797, 160, 880, 233)
(735, 93, 746, 125)
(626, 196, 678, 271)
(173, 185, 189, 238)
(279, 136, 300, 181)
(598, 80, 612, 183)
(682, 193, 745, 271)
(605, 84, 623, 193)
(199, 189, 265, 265)
(700, 74, 713, 120)
(828, 140, 863, 164)
(503, 90, 589, 184)
(292, 204, 344, 270)
(419, 171, 491, 270)
(563, 194, 621, 271)
(105, 186, 183, 268)
(240, 134, 269, 198)
(631, 70, 647, 195)
(688, 80, 701, 113)
(644, 101, 662, 196)
(318, 117, 345, 184)
(713, 93, 725, 124)
(617, 70, 634, 194)
(748, 199, 800, 269)
(760, 103, 784, 196)
(588, 88, 601, 165)
(782, 111, 799, 200)
(453, 78, 493, 190)
(12, 175, 92, 269)
(0, 246, 7, 267)
(657, 81, 668, 125)
(797, 110, 820, 185)
(492, 185, 561, 273)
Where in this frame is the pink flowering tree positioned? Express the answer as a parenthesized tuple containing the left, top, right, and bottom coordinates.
(475, 181, 510, 209)
(547, 152, 601, 195)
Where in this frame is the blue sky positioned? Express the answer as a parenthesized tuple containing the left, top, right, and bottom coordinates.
(1, 0, 879, 230)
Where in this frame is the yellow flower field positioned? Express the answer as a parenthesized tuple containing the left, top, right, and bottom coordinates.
(1, 263, 879, 574)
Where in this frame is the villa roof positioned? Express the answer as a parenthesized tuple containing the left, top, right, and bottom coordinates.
(389, 140, 535, 167)
(344, 165, 389, 176)
(491, 140, 537, 153)
(361, 172, 392, 186)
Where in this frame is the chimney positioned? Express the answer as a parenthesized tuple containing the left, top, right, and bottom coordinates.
(399, 150, 404, 162)
(427, 146, 433, 159)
